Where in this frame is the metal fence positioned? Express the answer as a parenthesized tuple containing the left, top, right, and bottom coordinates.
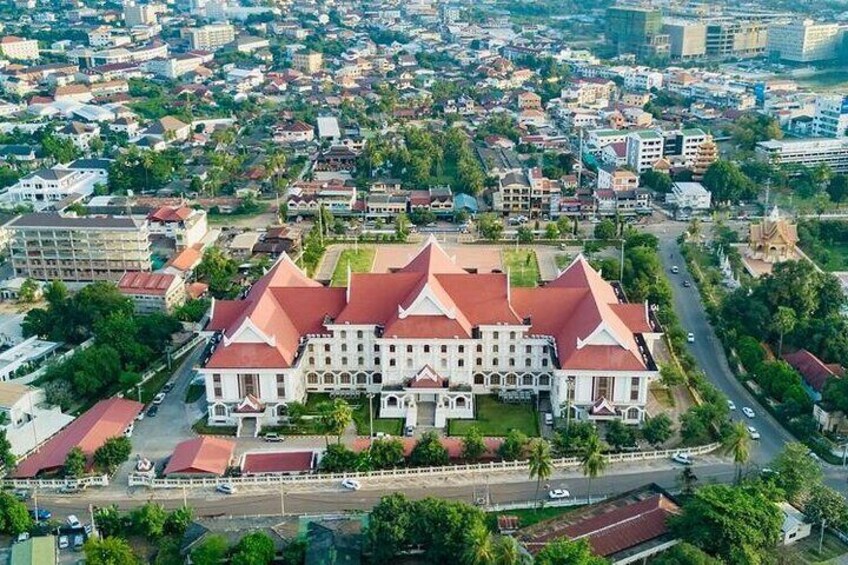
(129, 442, 721, 490)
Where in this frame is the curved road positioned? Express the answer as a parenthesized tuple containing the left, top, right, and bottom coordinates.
(662, 237, 795, 462)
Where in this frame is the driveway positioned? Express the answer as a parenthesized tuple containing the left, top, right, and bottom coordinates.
(660, 236, 795, 462)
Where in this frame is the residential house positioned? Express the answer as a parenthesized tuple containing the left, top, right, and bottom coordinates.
(0, 380, 73, 457)
(147, 205, 209, 250)
(118, 271, 187, 314)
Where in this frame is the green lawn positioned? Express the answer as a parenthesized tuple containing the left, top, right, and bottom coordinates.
(331, 247, 376, 286)
(192, 415, 236, 436)
(304, 392, 403, 436)
(503, 250, 540, 287)
(802, 241, 848, 272)
(448, 395, 539, 437)
(787, 531, 848, 563)
(555, 254, 572, 270)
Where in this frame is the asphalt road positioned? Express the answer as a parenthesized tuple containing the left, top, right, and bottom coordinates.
(660, 237, 797, 463)
(36, 461, 738, 520)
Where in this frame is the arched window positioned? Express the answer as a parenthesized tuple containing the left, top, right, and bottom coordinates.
(323, 373, 334, 384)
(356, 372, 368, 384)
(538, 375, 550, 387)
(372, 373, 383, 384)
(522, 375, 534, 386)
(456, 397, 466, 408)
(474, 374, 485, 385)
(506, 374, 517, 386)
(340, 372, 351, 384)
(490, 374, 501, 386)
(387, 396, 398, 407)
(214, 405, 226, 417)
(627, 407, 640, 420)
(307, 373, 319, 384)
(276, 404, 287, 417)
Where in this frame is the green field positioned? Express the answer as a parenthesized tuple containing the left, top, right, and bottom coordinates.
(485, 505, 578, 532)
(786, 531, 848, 563)
(503, 250, 540, 287)
(448, 395, 539, 437)
(331, 247, 376, 286)
(305, 392, 403, 436)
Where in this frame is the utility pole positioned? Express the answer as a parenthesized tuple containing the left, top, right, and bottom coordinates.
(619, 238, 625, 282)
(819, 518, 827, 555)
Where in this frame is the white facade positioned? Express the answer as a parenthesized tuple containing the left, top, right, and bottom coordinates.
(757, 138, 848, 174)
(768, 19, 841, 63)
(626, 131, 664, 172)
(0, 382, 74, 458)
(7, 168, 102, 210)
(144, 55, 204, 79)
(813, 95, 848, 139)
(668, 182, 711, 210)
(184, 24, 235, 51)
(0, 37, 39, 60)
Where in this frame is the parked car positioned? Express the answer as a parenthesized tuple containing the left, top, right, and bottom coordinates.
(672, 453, 693, 465)
(29, 508, 51, 521)
(216, 484, 236, 495)
(146, 405, 159, 418)
(16, 532, 29, 543)
(747, 426, 760, 440)
(742, 407, 755, 418)
(73, 534, 84, 550)
(58, 535, 69, 549)
(548, 489, 570, 499)
(683, 280, 691, 287)
(59, 484, 85, 494)
(341, 478, 361, 491)
(66, 515, 81, 528)
(404, 425, 414, 437)
(671, 266, 679, 274)
(687, 333, 695, 343)
(727, 400, 736, 411)
(263, 433, 283, 443)
(162, 383, 174, 394)
(152, 393, 166, 405)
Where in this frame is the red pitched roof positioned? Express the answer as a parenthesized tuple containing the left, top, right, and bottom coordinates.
(148, 205, 193, 223)
(118, 271, 177, 296)
(164, 436, 235, 476)
(783, 349, 842, 393)
(241, 451, 315, 474)
(13, 398, 143, 478)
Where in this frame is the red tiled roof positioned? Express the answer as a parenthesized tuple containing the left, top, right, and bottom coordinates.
(13, 398, 143, 478)
(167, 244, 204, 272)
(118, 271, 177, 296)
(164, 436, 235, 476)
(149, 205, 193, 223)
(241, 451, 315, 474)
(783, 349, 842, 393)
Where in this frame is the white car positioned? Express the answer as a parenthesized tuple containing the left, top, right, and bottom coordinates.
(215, 483, 236, 495)
(66, 515, 81, 528)
(152, 393, 166, 405)
(58, 535, 69, 549)
(548, 489, 570, 499)
(687, 333, 695, 343)
(747, 426, 760, 440)
(742, 407, 755, 418)
(727, 400, 736, 411)
(672, 453, 693, 465)
(341, 478, 361, 491)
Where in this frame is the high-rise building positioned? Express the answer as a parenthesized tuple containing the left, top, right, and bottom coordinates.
(767, 19, 841, 63)
(0, 36, 40, 60)
(182, 24, 235, 51)
(292, 50, 323, 73)
(626, 130, 664, 172)
(124, 1, 158, 27)
(705, 20, 768, 59)
(606, 6, 668, 59)
(663, 20, 707, 59)
(9, 214, 151, 282)
(812, 95, 848, 139)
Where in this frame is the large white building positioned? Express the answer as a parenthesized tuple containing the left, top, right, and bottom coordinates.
(6, 167, 104, 209)
(767, 19, 842, 63)
(757, 138, 848, 174)
(200, 239, 662, 434)
(182, 24, 235, 51)
(812, 95, 848, 139)
(626, 130, 664, 172)
(0, 36, 39, 60)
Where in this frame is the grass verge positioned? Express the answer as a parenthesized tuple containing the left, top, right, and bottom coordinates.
(448, 395, 539, 437)
(503, 250, 540, 287)
(192, 415, 236, 436)
(330, 247, 376, 286)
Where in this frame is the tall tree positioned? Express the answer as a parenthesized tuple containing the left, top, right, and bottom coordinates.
(580, 431, 607, 504)
(317, 398, 353, 445)
(94, 436, 132, 473)
(64, 446, 87, 478)
(462, 522, 495, 565)
(772, 442, 823, 503)
(493, 535, 529, 565)
(527, 439, 554, 509)
(461, 426, 486, 461)
(0, 492, 33, 535)
(190, 534, 229, 565)
(84, 537, 138, 565)
(534, 538, 607, 565)
(771, 306, 797, 357)
(230, 531, 276, 565)
(410, 431, 449, 467)
(722, 422, 750, 483)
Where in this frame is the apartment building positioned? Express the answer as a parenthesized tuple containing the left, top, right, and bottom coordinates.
(292, 50, 322, 73)
(768, 19, 842, 63)
(200, 239, 661, 431)
(0, 36, 40, 60)
(144, 53, 205, 79)
(626, 130, 664, 172)
(118, 271, 186, 314)
(663, 20, 707, 60)
(88, 27, 132, 48)
(124, 1, 159, 26)
(147, 204, 208, 250)
(9, 214, 151, 282)
(664, 128, 710, 167)
(812, 95, 848, 139)
(597, 166, 639, 191)
(7, 167, 103, 210)
(705, 20, 768, 59)
(182, 24, 235, 51)
(756, 138, 848, 174)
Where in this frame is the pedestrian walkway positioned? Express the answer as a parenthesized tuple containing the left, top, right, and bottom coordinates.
(314, 244, 342, 283)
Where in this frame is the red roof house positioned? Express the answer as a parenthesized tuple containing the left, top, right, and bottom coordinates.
(13, 398, 143, 478)
(783, 349, 844, 394)
(164, 436, 235, 477)
(241, 451, 315, 475)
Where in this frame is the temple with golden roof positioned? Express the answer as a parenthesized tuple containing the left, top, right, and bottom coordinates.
(746, 206, 798, 264)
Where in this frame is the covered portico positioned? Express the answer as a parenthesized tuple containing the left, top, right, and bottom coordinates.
(379, 366, 474, 428)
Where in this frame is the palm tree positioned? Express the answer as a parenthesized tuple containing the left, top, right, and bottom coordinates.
(493, 535, 529, 565)
(772, 306, 797, 357)
(580, 431, 607, 504)
(723, 422, 751, 484)
(527, 438, 553, 510)
(463, 522, 495, 565)
(317, 399, 353, 446)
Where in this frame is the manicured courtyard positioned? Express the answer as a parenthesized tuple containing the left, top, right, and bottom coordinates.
(503, 250, 540, 287)
(305, 392, 403, 436)
(448, 395, 539, 437)
(331, 247, 376, 286)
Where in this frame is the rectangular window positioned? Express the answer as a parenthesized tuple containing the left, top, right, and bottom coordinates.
(594, 376, 613, 400)
(459, 345, 465, 354)
(238, 374, 258, 398)
(441, 345, 447, 353)
(212, 374, 222, 398)
(458, 359, 464, 367)
(276, 374, 285, 398)
(424, 345, 430, 353)
(407, 345, 413, 353)
(630, 377, 640, 401)
(389, 359, 396, 367)
(526, 345, 532, 354)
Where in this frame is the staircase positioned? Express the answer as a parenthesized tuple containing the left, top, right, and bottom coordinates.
(416, 402, 437, 427)
(238, 417, 258, 438)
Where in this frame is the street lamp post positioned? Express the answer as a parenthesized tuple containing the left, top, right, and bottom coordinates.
(564, 376, 575, 437)
(367, 393, 375, 445)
